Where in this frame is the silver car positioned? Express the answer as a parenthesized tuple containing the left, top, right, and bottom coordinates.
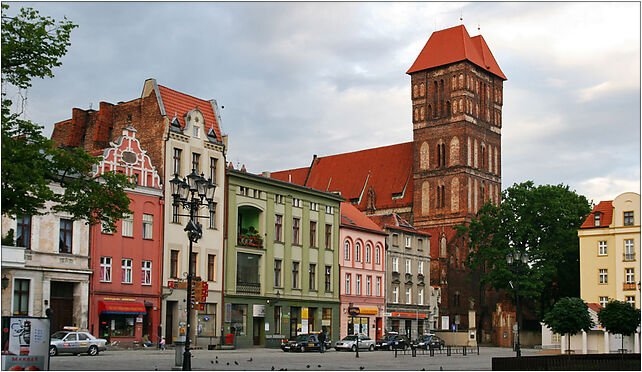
(334, 334, 375, 351)
(49, 331, 107, 356)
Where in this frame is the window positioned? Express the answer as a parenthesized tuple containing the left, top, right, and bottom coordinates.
(392, 287, 398, 303)
(625, 296, 635, 306)
(275, 194, 285, 204)
(142, 260, 152, 285)
(355, 242, 361, 262)
(269, 259, 281, 287)
(418, 261, 424, 275)
(170, 250, 179, 279)
(309, 264, 316, 291)
(290, 218, 300, 245)
(192, 153, 201, 173)
(310, 202, 319, 211)
(325, 224, 332, 249)
(274, 306, 282, 334)
(59, 218, 73, 253)
(405, 259, 411, 274)
(122, 213, 133, 237)
(594, 213, 601, 226)
(209, 157, 217, 183)
(356, 275, 361, 295)
(231, 304, 247, 337)
(376, 277, 381, 297)
(392, 234, 399, 246)
(598, 241, 607, 256)
(13, 279, 29, 315)
(274, 215, 283, 242)
(173, 148, 182, 176)
(190, 252, 198, 276)
(325, 206, 334, 214)
(366, 276, 372, 296)
(16, 216, 31, 249)
(406, 287, 411, 304)
(625, 268, 635, 284)
(236, 253, 260, 294)
(208, 255, 216, 282)
(292, 262, 300, 289)
(324, 266, 332, 292)
(599, 269, 608, 284)
(418, 238, 423, 250)
(142, 214, 153, 239)
(193, 123, 200, 138)
(122, 259, 132, 284)
(292, 198, 302, 208)
(172, 204, 180, 223)
(365, 243, 371, 263)
(405, 236, 411, 248)
(375, 246, 380, 265)
(624, 239, 635, 260)
(209, 204, 217, 229)
(345, 274, 351, 295)
(101, 220, 111, 234)
(599, 296, 609, 307)
(624, 211, 634, 226)
(100, 257, 112, 282)
(392, 257, 399, 272)
(418, 288, 424, 305)
(310, 221, 317, 247)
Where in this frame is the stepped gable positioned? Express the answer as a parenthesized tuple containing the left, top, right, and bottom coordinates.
(406, 24, 506, 80)
(340, 202, 384, 234)
(580, 200, 613, 228)
(271, 142, 414, 211)
(157, 85, 222, 141)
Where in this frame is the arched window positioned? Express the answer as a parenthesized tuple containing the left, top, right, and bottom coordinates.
(413, 108, 418, 122)
(420, 83, 425, 96)
(365, 243, 371, 263)
(440, 236, 447, 257)
(375, 245, 381, 265)
(481, 144, 486, 170)
(420, 142, 429, 170)
(459, 73, 464, 88)
(427, 104, 432, 119)
(446, 101, 451, 117)
(420, 107, 425, 121)
(344, 240, 351, 260)
(451, 76, 456, 90)
(413, 84, 418, 98)
(355, 242, 361, 262)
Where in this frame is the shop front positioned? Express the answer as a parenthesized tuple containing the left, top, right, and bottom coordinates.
(341, 303, 383, 339)
(385, 310, 430, 340)
(90, 295, 160, 345)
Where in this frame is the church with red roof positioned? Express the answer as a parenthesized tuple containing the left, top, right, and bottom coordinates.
(272, 24, 507, 343)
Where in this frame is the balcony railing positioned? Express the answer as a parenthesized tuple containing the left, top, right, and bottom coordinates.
(237, 234, 263, 248)
(623, 282, 637, 291)
(236, 281, 261, 294)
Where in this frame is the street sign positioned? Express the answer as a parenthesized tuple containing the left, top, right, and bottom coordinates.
(168, 280, 209, 290)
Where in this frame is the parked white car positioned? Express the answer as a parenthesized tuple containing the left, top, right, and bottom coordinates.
(334, 334, 375, 351)
(49, 330, 107, 356)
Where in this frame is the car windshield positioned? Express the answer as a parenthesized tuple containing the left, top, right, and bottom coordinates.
(294, 334, 309, 341)
(342, 335, 357, 341)
(51, 331, 68, 340)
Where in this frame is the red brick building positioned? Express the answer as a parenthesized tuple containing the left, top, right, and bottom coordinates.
(272, 25, 507, 343)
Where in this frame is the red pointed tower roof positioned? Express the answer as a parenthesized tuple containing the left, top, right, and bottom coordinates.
(407, 25, 506, 80)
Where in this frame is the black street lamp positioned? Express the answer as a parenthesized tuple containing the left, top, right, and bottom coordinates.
(170, 170, 216, 371)
(506, 250, 529, 358)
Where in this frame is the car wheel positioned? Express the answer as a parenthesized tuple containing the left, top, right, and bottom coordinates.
(369, 344, 374, 351)
(300, 345, 306, 353)
(49, 346, 58, 357)
(88, 345, 99, 356)
(351, 345, 357, 352)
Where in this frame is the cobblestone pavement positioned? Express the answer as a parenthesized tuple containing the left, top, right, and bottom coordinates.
(49, 346, 539, 371)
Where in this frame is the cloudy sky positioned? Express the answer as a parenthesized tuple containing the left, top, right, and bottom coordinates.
(4, 1, 640, 204)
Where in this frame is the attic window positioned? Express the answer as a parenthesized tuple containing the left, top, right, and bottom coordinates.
(594, 212, 601, 226)
(193, 124, 200, 138)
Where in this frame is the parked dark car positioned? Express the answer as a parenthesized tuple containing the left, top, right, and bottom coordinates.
(281, 334, 332, 352)
(415, 334, 445, 350)
(375, 333, 410, 350)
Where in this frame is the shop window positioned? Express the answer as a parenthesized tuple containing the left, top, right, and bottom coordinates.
(108, 316, 135, 337)
(231, 304, 247, 336)
(322, 308, 332, 339)
(290, 307, 301, 337)
(274, 306, 282, 334)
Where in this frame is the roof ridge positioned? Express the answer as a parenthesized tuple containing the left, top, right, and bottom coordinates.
(158, 84, 211, 103)
(316, 141, 413, 159)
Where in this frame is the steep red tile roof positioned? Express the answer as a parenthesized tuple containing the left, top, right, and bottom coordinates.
(580, 200, 613, 229)
(369, 213, 431, 237)
(587, 303, 603, 313)
(340, 202, 385, 234)
(271, 142, 414, 211)
(157, 85, 222, 141)
(407, 25, 507, 80)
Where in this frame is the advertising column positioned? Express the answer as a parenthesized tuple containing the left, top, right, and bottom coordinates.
(1, 317, 51, 371)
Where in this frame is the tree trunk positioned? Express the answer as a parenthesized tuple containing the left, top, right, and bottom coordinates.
(567, 334, 571, 355)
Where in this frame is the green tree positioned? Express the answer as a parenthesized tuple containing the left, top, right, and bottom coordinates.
(542, 297, 594, 353)
(459, 181, 592, 317)
(598, 300, 641, 352)
(2, 4, 131, 231)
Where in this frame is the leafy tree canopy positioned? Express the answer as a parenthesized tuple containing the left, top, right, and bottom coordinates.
(543, 297, 594, 336)
(1, 4, 131, 231)
(458, 181, 592, 317)
(598, 300, 641, 337)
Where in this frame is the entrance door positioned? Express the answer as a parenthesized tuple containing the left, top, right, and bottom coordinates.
(405, 319, 412, 338)
(50, 281, 74, 332)
(165, 301, 175, 344)
(376, 317, 382, 340)
(253, 317, 264, 345)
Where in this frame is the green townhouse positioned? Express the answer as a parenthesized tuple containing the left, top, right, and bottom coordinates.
(224, 168, 343, 348)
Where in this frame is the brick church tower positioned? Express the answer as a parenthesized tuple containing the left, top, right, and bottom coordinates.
(407, 25, 506, 340)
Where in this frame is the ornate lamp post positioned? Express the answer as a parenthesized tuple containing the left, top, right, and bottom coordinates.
(170, 169, 216, 371)
(506, 250, 529, 358)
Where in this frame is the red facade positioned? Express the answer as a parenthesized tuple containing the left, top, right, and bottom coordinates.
(88, 127, 164, 345)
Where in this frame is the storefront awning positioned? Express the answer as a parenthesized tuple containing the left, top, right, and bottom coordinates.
(98, 301, 147, 315)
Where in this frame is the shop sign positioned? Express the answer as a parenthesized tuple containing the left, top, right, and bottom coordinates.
(390, 312, 427, 318)
(103, 297, 136, 302)
(1, 317, 50, 371)
(253, 304, 266, 317)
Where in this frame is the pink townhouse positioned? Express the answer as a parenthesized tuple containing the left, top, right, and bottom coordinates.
(339, 202, 387, 340)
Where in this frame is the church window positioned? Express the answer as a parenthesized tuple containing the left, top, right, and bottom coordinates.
(427, 105, 432, 119)
(413, 84, 418, 98)
(440, 236, 447, 257)
(459, 73, 464, 89)
(446, 101, 451, 117)
(473, 139, 478, 168)
(449, 137, 459, 166)
(451, 76, 456, 90)
(451, 178, 459, 212)
(420, 107, 425, 120)
(420, 142, 429, 170)
(459, 99, 463, 113)
(420, 83, 425, 96)
(413, 108, 418, 122)
(481, 144, 486, 170)
(421, 181, 430, 215)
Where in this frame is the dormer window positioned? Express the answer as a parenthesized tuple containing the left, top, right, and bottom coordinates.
(594, 212, 601, 226)
(193, 124, 200, 138)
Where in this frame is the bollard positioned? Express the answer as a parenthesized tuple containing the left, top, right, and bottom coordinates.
(477, 345, 480, 355)
(174, 335, 186, 367)
(447, 345, 451, 356)
(430, 347, 434, 357)
(463, 346, 467, 356)
(412, 345, 417, 357)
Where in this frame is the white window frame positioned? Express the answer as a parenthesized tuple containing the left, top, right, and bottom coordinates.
(598, 241, 607, 256)
(406, 287, 412, 304)
(142, 260, 152, 285)
(392, 257, 399, 272)
(625, 268, 635, 284)
(122, 258, 133, 284)
(365, 243, 371, 263)
(418, 288, 424, 305)
(122, 213, 134, 238)
(142, 214, 153, 239)
(405, 236, 411, 248)
(376, 277, 381, 297)
(599, 296, 609, 307)
(355, 242, 361, 262)
(344, 240, 351, 260)
(375, 246, 380, 265)
(393, 286, 398, 303)
(193, 124, 200, 138)
(624, 239, 635, 260)
(100, 256, 112, 282)
(599, 269, 608, 284)
(356, 275, 361, 295)
(625, 296, 635, 306)
(366, 276, 371, 296)
(345, 273, 351, 295)
(418, 261, 424, 275)
(101, 220, 112, 234)
(406, 259, 411, 274)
